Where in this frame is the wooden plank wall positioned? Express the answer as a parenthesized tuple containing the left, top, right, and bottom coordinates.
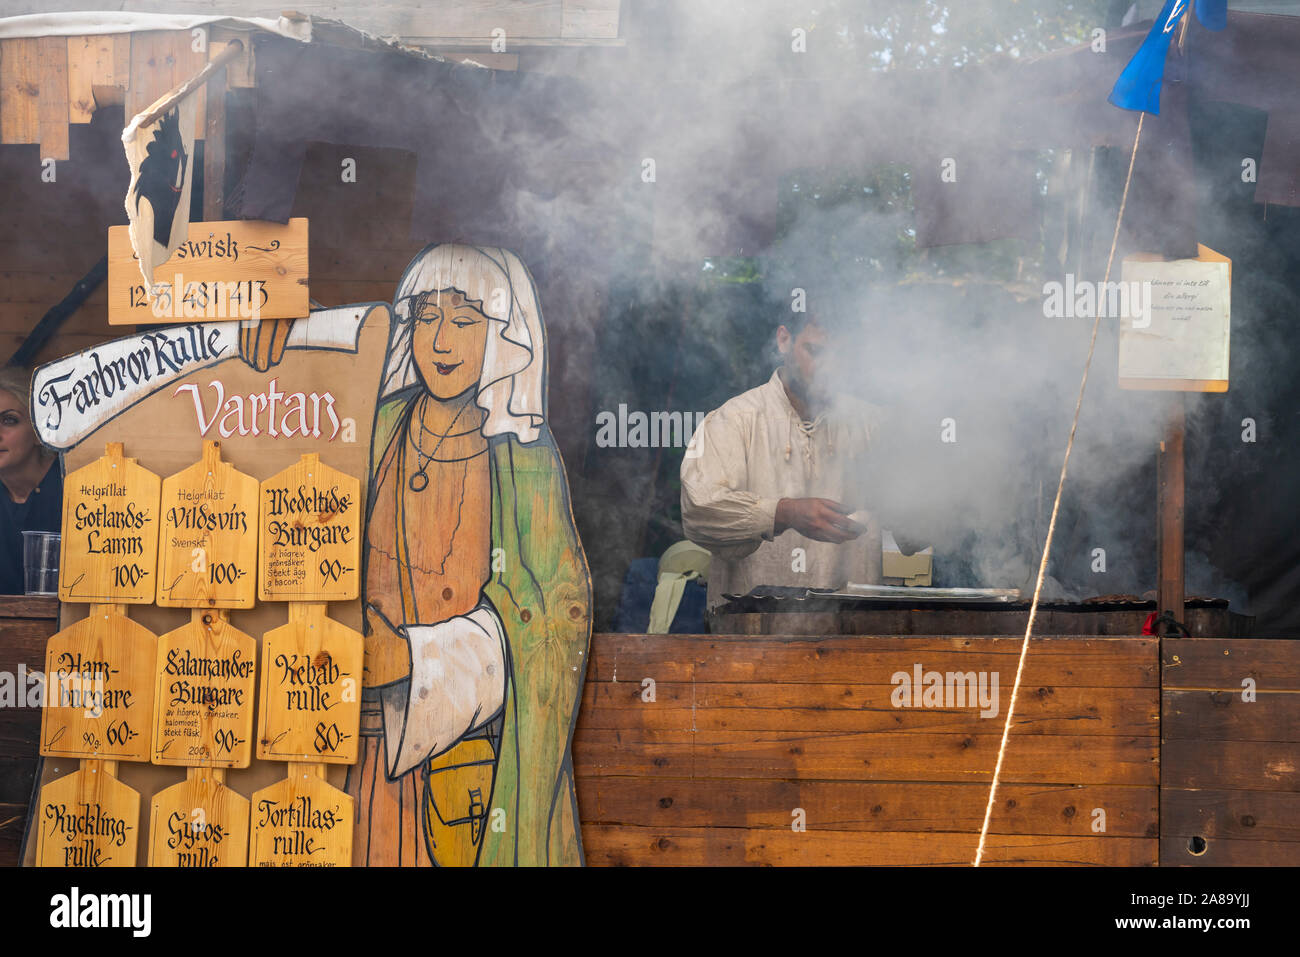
(0, 107, 126, 369)
(288, 142, 425, 310)
(0, 597, 59, 867)
(1161, 638, 1300, 865)
(2, 31, 255, 161)
(0, 28, 257, 370)
(574, 634, 1160, 865)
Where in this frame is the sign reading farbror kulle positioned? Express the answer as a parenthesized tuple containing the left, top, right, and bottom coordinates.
(258, 453, 360, 602)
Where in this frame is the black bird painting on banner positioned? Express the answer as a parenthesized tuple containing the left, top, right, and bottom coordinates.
(123, 94, 197, 289)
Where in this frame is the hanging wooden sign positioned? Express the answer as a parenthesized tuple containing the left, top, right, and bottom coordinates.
(157, 441, 259, 608)
(33, 760, 140, 867)
(256, 603, 362, 765)
(148, 768, 250, 867)
(258, 453, 361, 602)
(249, 764, 353, 867)
(60, 443, 161, 605)
(107, 217, 309, 326)
(1119, 244, 1232, 392)
(41, 606, 156, 763)
(151, 609, 257, 768)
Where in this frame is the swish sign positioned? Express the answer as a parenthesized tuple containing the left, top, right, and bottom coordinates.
(108, 218, 309, 326)
(32, 307, 375, 451)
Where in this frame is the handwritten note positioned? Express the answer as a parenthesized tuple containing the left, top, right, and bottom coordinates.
(1120, 247, 1231, 391)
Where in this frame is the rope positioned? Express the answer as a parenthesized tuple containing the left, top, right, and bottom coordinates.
(973, 111, 1146, 866)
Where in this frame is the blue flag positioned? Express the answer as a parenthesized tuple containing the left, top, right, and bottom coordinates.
(1109, 0, 1227, 114)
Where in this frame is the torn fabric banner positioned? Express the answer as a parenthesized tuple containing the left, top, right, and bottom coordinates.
(122, 92, 197, 290)
(1108, 0, 1227, 114)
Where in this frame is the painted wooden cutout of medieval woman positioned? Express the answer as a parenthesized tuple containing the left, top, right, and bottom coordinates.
(348, 244, 592, 866)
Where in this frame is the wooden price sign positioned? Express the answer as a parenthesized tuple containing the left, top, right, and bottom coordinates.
(249, 764, 354, 867)
(60, 443, 161, 604)
(107, 218, 309, 326)
(258, 453, 361, 602)
(149, 768, 250, 867)
(157, 441, 259, 608)
(257, 603, 361, 764)
(34, 760, 140, 867)
(41, 605, 156, 763)
(151, 610, 257, 768)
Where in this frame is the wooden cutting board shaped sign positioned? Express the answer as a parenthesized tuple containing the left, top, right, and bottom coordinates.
(41, 606, 157, 763)
(157, 441, 259, 608)
(148, 768, 250, 867)
(60, 443, 161, 604)
(34, 760, 140, 867)
(249, 764, 353, 867)
(151, 609, 257, 767)
(258, 453, 360, 602)
(257, 602, 361, 764)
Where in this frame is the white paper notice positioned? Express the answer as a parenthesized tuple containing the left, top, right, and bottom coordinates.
(1119, 254, 1231, 390)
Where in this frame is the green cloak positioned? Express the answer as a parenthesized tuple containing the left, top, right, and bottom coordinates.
(371, 394, 592, 866)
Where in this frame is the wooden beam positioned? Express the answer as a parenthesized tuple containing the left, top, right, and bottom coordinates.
(211, 27, 256, 88)
(203, 45, 230, 222)
(431, 51, 520, 70)
(562, 0, 621, 39)
(67, 35, 118, 123)
(6, 256, 108, 370)
(36, 37, 69, 162)
(1157, 394, 1185, 626)
(92, 34, 131, 108)
(0, 38, 40, 145)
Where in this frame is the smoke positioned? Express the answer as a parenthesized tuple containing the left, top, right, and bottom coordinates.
(359, 1, 1275, 621)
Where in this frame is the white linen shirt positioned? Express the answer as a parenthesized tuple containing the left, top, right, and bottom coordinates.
(681, 369, 884, 609)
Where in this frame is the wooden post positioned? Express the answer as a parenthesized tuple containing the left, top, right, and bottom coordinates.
(202, 46, 228, 221)
(1157, 393, 1185, 625)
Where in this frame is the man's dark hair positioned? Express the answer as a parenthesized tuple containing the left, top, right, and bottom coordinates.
(775, 289, 857, 341)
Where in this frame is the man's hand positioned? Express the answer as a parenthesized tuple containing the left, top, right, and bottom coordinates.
(775, 498, 866, 543)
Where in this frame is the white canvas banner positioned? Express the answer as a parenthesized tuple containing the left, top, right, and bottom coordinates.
(31, 307, 377, 451)
(123, 93, 198, 290)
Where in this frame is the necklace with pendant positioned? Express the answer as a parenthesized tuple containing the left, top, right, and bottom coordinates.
(409, 393, 477, 492)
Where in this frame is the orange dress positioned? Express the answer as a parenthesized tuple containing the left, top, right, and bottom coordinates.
(349, 392, 495, 866)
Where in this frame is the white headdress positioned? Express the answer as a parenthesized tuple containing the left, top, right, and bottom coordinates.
(382, 244, 546, 443)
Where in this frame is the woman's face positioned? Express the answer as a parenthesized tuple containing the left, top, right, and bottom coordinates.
(0, 390, 38, 472)
(410, 290, 490, 400)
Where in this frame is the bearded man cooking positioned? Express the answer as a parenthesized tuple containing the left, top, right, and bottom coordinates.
(681, 304, 894, 612)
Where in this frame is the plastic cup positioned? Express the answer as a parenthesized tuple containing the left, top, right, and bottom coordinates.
(22, 530, 60, 596)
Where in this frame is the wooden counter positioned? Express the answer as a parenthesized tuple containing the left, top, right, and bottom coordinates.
(574, 632, 1161, 865)
(9, 625, 1300, 866)
(710, 595, 1253, 637)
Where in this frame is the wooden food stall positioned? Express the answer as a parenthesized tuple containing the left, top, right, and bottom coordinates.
(0, 2, 1297, 872)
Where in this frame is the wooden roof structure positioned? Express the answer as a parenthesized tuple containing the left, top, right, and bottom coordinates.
(0, 2, 622, 161)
